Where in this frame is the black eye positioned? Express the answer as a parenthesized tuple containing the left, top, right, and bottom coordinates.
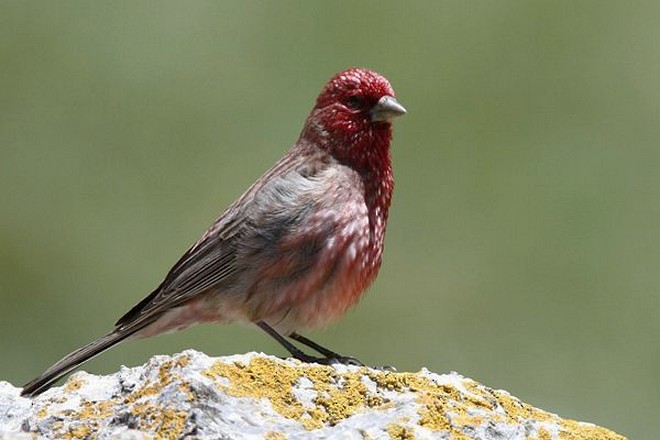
(346, 95, 365, 109)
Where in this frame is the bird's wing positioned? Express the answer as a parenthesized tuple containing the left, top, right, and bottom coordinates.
(113, 209, 244, 328)
(114, 150, 361, 329)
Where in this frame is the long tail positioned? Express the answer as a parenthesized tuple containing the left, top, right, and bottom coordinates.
(21, 330, 134, 397)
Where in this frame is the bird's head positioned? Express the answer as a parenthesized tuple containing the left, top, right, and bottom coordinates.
(302, 68, 406, 170)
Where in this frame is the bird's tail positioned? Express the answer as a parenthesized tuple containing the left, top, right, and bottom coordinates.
(21, 330, 134, 397)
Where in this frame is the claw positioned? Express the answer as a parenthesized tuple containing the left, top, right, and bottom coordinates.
(323, 356, 364, 366)
(293, 354, 365, 367)
(372, 364, 397, 372)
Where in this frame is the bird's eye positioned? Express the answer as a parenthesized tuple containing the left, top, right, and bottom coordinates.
(346, 95, 365, 109)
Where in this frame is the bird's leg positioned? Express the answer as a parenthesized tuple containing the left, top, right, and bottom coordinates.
(257, 321, 314, 361)
(257, 322, 362, 366)
(290, 332, 364, 366)
(289, 333, 341, 358)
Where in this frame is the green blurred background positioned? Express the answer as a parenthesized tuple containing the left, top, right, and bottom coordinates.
(1, 1, 657, 437)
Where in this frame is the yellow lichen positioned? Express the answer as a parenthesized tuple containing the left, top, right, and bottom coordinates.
(42, 353, 193, 440)
(176, 355, 190, 368)
(124, 354, 191, 404)
(416, 392, 454, 433)
(386, 422, 415, 440)
(130, 402, 188, 440)
(204, 357, 308, 424)
(307, 369, 385, 428)
(31, 353, 626, 440)
(203, 357, 627, 439)
(77, 400, 115, 420)
(63, 377, 84, 394)
(66, 424, 91, 439)
(558, 419, 627, 440)
(536, 427, 552, 440)
(367, 369, 474, 437)
(203, 357, 389, 431)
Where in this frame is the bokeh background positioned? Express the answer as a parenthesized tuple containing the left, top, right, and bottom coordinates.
(1, 2, 658, 437)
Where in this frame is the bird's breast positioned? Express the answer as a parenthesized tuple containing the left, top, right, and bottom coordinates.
(259, 198, 385, 334)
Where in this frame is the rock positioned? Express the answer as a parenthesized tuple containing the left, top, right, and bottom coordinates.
(1, 350, 625, 439)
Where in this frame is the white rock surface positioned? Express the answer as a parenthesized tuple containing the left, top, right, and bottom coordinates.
(1, 350, 625, 439)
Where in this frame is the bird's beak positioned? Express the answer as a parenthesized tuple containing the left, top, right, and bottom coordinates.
(370, 95, 407, 123)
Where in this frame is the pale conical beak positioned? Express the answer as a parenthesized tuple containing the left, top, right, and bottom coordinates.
(370, 95, 407, 122)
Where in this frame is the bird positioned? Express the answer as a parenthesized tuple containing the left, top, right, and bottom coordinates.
(21, 68, 406, 397)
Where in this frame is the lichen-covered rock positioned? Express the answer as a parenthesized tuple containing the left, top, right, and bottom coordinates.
(0, 350, 625, 439)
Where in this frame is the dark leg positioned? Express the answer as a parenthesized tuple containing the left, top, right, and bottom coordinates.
(290, 332, 363, 366)
(289, 332, 342, 358)
(257, 322, 363, 366)
(257, 321, 322, 363)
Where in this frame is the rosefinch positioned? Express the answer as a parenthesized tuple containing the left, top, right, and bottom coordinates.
(21, 68, 406, 397)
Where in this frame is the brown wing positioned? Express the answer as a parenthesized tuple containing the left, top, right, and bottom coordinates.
(114, 148, 337, 329)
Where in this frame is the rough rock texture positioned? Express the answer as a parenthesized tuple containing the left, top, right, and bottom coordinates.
(1, 350, 625, 439)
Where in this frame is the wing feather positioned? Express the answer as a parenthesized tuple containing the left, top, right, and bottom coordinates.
(115, 147, 340, 328)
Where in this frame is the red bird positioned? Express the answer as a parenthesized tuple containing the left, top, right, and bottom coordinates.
(22, 68, 406, 397)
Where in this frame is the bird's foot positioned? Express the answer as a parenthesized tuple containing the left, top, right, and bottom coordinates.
(371, 364, 397, 372)
(294, 353, 364, 366)
(292, 353, 397, 371)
